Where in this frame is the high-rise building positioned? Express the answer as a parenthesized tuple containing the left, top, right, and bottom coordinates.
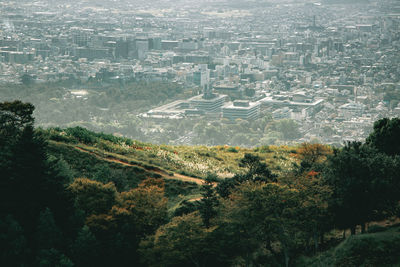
(135, 38, 149, 60)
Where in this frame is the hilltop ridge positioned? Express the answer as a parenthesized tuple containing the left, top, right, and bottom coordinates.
(1, 101, 400, 267)
(43, 126, 302, 210)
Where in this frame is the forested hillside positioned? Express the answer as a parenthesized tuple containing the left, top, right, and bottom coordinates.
(1, 101, 400, 267)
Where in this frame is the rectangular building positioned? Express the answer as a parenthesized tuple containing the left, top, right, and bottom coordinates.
(189, 94, 226, 113)
(222, 100, 261, 120)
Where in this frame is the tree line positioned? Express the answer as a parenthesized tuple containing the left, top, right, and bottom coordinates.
(1, 101, 400, 266)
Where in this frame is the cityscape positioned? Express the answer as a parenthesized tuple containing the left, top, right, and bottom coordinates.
(1, 0, 399, 146)
(1, 1, 400, 266)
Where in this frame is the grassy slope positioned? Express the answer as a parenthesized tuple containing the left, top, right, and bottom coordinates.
(46, 128, 298, 178)
(47, 141, 201, 209)
(44, 127, 300, 212)
(297, 224, 400, 267)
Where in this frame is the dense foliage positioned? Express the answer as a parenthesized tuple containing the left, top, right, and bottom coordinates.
(0, 80, 188, 140)
(366, 117, 400, 156)
(1, 101, 400, 266)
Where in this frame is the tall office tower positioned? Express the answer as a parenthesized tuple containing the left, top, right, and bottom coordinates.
(135, 38, 149, 60)
(198, 64, 212, 99)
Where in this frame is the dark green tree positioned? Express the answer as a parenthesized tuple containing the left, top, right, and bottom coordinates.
(220, 182, 303, 267)
(36, 248, 73, 267)
(217, 153, 276, 198)
(1, 123, 49, 234)
(140, 212, 216, 267)
(324, 142, 399, 235)
(35, 208, 62, 250)
(199, 174, 219, 228)
(0, 101, 35, 146)
(0, 101, 75, 264)
(71, 225, 99, 267)
(366, 117, 400, 156)
(0, 215, 29, 266)
(68, 178, 117, 216)
(238, 153, 276, 182)
(215, 178, 236, 199)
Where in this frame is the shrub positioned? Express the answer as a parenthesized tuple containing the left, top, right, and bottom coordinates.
(255, 145, 271, 153)
(65, 127, 97, 144)
(227, 147, 238, 153)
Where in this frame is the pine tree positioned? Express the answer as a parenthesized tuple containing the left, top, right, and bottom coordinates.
(35, 208, 62, 250)
(71, 225, 98, 267)
(199, 174, 219, 228)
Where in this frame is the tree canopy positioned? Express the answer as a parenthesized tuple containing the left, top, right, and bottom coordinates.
(1, 101, 400, 267)
(366, 117, 400, 156)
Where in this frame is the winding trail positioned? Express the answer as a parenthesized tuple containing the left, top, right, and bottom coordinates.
(73, 145, 208, 185)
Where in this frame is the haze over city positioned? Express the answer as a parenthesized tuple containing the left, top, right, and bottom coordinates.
(0, 0, 399, 146)
(2, 1, 400, 267)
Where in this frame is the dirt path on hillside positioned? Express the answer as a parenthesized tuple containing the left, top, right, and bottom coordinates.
(73, 145, 208, 185)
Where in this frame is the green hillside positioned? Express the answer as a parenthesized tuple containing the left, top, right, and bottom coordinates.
(44, 126, 299, 179)
(1, 101, 400, 267)
(43, 126, 301, 212)
(42, 126, 400, 267)
(298, 223, 400, 266)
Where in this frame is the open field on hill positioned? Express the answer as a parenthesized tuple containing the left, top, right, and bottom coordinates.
(43, 126, 308, 213)
(44, 127, 301, 179)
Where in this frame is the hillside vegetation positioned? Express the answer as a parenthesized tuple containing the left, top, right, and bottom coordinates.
(298, 224, 400, 266)
(1, 101, 400, 267)
(42, 125, 302, 212)
(43, 126, 299, 178)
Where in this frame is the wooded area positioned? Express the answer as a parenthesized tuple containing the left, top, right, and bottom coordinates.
(1, 101, 400, 266)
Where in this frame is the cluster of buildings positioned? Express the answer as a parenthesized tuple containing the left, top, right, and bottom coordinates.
(0, 0, 399, 145)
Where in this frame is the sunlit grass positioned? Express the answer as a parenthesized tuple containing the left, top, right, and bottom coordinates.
(46, 127, 301, 179)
